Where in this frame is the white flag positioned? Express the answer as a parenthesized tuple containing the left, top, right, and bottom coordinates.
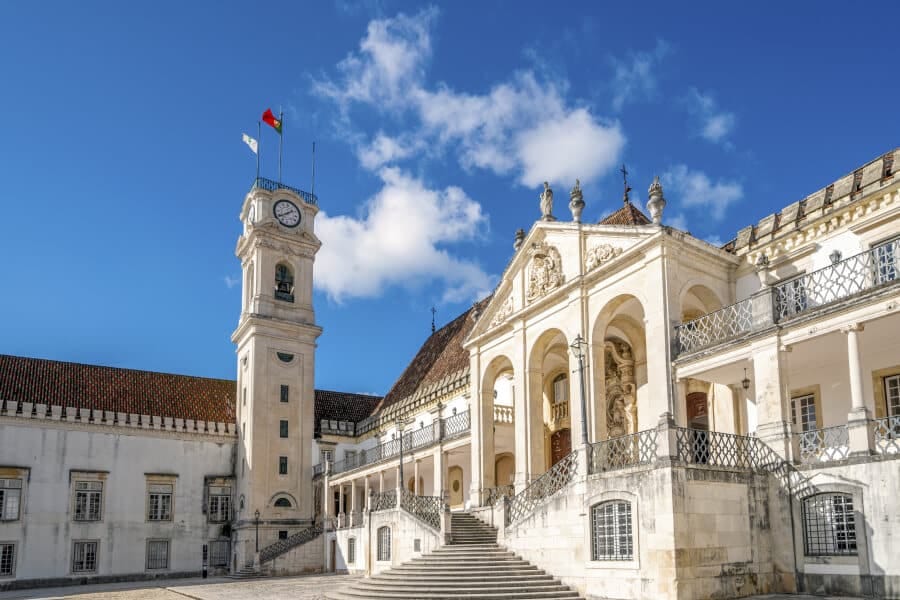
(242, 133, 258, 155)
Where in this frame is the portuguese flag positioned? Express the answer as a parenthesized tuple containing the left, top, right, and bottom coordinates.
(262, 108, 282, 134)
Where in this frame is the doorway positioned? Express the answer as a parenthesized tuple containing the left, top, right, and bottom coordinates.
(550, 428, 571, 467)
(448, 466, 464, 507)
(686, 391, 710, 463)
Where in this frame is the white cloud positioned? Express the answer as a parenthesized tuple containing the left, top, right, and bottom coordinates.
(667, 212, 688, 231)
(314, 168, 494, 303)
(686, 88, 735, 144)
(610, 40, 669, 111)
(224, 275, 240, 289)
(662, 165, 743, 221)
(315, 11, 625, 187)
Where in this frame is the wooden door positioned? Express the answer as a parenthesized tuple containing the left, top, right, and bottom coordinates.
(550, 428, 571, 467)
(448, 466, 464, 507)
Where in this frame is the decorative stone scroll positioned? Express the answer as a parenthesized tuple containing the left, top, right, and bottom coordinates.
(584, 243, 623, 272)
(489, 295, 514, 328)
(526, 242, 565, 303)
(605, 339, 637, 438)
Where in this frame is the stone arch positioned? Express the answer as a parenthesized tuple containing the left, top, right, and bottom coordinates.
(527, 328, 573, 472)
(679, 282, 723, 322)
(269, 492, 298, 508)
(477, 354, 515, 492)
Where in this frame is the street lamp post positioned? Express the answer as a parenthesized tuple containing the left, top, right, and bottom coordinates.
(254, 509, 260, 553)
(570, 334, 590, 446)
(396, 417, 409, 493)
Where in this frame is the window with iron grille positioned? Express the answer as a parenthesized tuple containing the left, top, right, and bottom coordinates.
(347, 537, 356, 564)
(280, 384, 290, 403)
(74, 481, 103, 521)
(552, 373, 568, 405)
(874, 238, 899, 285)
(345, 450, 358, 468)
(377, 526, 391, 561)
(147, 484, 173, 521)
(275, 263, 294, 302)
(208, 486, 231, 523)
(146, 540, 170, 570)
(72, 541, 98, 573)
(208, 540, 229, 568)
(885, 374, 900, 417)
(0, 479, 22, 521)
(802, 493, 857, 556)
(590, 501, 633, 561)
(791, 394, 817, 432)
(279, 456, 288, 475)
(280, 420, 289, 438)
(0, 543, 15, 576)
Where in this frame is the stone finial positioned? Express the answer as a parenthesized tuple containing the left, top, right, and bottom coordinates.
(646, 176, 665, 225)
(539, 182, 555, 221)
(513, 228, 525, 251)
(569, 179, 585, 223)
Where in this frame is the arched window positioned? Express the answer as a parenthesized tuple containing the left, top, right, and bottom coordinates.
(377, 526, 391, 561)
(274, 498, 292, 508)
(274, 263, 294, 303)
(802, 493, 857, 556)
(552, 373, 568, 405)
(591, 501, 633, 561)
(347, 537, 356, 564)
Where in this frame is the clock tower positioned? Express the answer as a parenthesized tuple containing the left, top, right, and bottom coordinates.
(231, 179, 322, 566)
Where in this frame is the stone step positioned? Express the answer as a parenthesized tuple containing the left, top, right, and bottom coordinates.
(329, 590, 579, 600)
(376, 573, 555, 583)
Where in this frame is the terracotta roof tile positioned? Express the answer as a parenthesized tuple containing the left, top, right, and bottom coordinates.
(0, 354, 236, 423)
(599, 202, 652, 226)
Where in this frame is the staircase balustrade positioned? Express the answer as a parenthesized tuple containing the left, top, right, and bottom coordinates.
(482, 484, 515, 505)
(505, 451, 578, 527)
(258, 523, 323, 564)
(399, 489, 444, 530)
(588, 429, 657, 473)
(371, 489, 397, 512)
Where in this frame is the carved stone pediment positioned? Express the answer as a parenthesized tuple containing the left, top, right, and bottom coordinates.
(489, 295, 514, 328)
(526, 242, 564, 303)
(585, 243, 623, 271)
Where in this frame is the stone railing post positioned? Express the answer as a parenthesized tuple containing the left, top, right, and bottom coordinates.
(750, 287, 776, 330)
(440, 496, 452, 544)
(656, 411, 678, 462)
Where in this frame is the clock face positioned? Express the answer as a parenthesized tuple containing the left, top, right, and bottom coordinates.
(273, 200, 301, 228)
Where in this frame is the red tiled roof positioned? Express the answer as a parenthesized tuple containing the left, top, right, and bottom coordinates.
(0, 354, 236, 423)
(599, 202, 652, 226)
(374, 296, 491, 414)
(314, 389, 382, 431)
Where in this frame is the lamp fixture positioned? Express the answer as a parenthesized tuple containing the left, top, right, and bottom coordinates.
(741, 368, 751, 390)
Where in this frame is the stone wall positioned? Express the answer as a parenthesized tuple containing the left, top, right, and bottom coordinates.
(260, 535, 324, 576)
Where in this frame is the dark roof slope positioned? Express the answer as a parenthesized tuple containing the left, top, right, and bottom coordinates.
(375, 296, 491, 413)
(0, 354, 236, 423)
(599, 201, 652, 226)
(315, 389, 382, 428)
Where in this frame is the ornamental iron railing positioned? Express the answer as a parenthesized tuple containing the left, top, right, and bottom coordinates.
(675, 428, 762, 469)
(873, 416, 900, 455)
(505, 451, 578, 527)
(797, 425, 850, 464)
(371, 490, 397, 512)
(251, 177, 318, 206)
(399, 489, 444, 530)
(259, 523, 323, 564)
(482, 485, 515, 506)
(675, 298, 754, 355)
(588, 429, 658, 473)
(321, 411, 470, 478)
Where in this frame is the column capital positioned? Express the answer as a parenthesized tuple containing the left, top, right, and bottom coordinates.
(841, 322, 865, 334)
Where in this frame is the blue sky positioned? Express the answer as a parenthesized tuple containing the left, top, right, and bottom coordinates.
(1, 1, 897, 395)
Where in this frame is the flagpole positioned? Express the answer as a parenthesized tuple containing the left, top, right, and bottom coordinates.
(311, 141, 316, 197)
(256, 121, 261, 181)
(278, 107, 284, 185)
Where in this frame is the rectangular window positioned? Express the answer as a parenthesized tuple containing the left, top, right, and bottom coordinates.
(242, 387, 247, 406)
(280, 420, 289, 438)
(74, 481, 103, 521)
(207, 486, 231, 523)
(147, 484, 173, 521)
(72, 541, 98, 573)
(803, 493, 857, 556)
(0, 479, 23, 521)
(278, 530, 288, 540)
(208, 540, 229, 568)
(885, 374, 900, 417)
(791, 394, 818, 432)
(874, 238, 899, 285)
(377, 526, 391, 561)
(279, 456, 288, 475)
(321, 449, 333, 464)
(345, 450, 358, 468)
(280, 385, 289, 403)
(347, 537, 356, 564)
(146, 540, 170, 570)
(0, 543, 14, 577)
(591, 501, 633, 561)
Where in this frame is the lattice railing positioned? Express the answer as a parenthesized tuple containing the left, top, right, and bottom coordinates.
(259, 523, 322, 564)
(873, 416, 900, 455)
(371, 490, 397, 512)
(588, 429, 658, 473)
(505, 451, 578, 527)
(797, 425, 850, 464)
(675, 428, 762, 469)
(443, 410, 470, 439)
(775, 241, 900, 321)
(675, 298, 753, 354)
(399, 490, 444, 530)
(483, 485, 515, 505)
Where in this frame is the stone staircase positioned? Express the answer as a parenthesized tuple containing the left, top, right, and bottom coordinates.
(327, 512, 582, 599)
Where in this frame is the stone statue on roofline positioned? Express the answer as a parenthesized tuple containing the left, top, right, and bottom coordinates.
(539, 182, 556, 221)
(569, 179, 584, 223)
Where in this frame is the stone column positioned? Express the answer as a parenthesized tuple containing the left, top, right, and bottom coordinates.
(364, 475, 370, 511)
(378, 470, 384, 494)
(469, 351, 495, 507)
(323, 470, 331, 521)
(350, 479, 357, 515)
(752, 337, 795, 462)
(433, 447, 445, 498)
(413, 459, 420, 495)
(843, 323, 874, 455)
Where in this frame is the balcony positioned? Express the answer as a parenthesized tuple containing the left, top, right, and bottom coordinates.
(493, 405, 514, 424)
(675, 240, 900, 357)
(250, 177, 318, 206)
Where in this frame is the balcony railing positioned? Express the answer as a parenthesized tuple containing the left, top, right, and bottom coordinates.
(588, 429, 657, 473)
(318, 411, 470, 478)
(674, 241, 900, 356)
(550, 401, 568, 424)
(797, 425, 850, 464)
(872, 416, 900, 455)
(482, 484, 515, 506)
(493, 405, 514, 424)
(251, 177, 318, 206)
(674, 428, 762, 469)
(505, 451, 578, 527)
(371, 490, 397, 512)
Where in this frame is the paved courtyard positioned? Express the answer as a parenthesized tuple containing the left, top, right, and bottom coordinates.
(0, 575, 863, 600)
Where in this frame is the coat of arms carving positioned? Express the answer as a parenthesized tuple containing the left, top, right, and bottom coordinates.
(584, 243, 623, 271)
(526, 242, 564, 303)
